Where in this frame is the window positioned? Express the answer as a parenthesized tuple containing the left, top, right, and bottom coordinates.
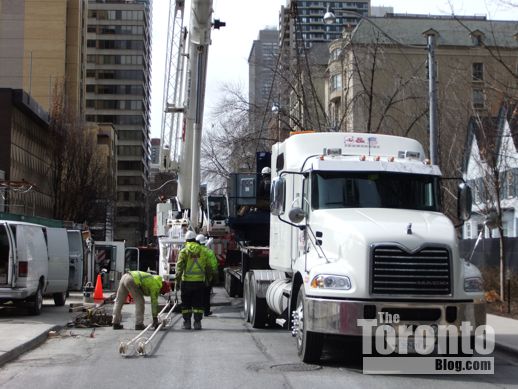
(465, 222, 472, 239)
(472, 63, 484, 81)
(472, 89, 485, 109)
(330, 73, 342, 92)
(311, 172, 440, 211)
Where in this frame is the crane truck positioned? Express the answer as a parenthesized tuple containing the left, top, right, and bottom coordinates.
(155, 0, 224, 282)
(240, 131, 486, 363)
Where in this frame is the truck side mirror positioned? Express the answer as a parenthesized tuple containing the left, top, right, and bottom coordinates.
(288, 207, 306, 224)
(271, 177, 285, 216)
(458, 183, 472, 221)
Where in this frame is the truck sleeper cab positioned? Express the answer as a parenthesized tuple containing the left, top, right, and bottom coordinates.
(245, 132, 485, 363)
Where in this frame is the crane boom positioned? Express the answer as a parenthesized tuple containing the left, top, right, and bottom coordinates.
(159, 0, 187, 173)
(177, 0, 213, 226)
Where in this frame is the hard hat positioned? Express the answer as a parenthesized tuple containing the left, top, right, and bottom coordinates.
(261, 167, 271, 175)
(185, 230, 197, 241)
(196, 234, 207, 244)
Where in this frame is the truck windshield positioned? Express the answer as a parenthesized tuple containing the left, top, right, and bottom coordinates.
(312, 171, 440, 211)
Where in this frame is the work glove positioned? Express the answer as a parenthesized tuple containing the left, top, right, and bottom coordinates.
(153, 316, 159, 330)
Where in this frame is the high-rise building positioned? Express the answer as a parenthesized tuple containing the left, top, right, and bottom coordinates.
(84, 0, 152, 246)
(248, 29, 279, 146)
(275, 1, 370, 135)
(0, 0, 83, 116)
(279, 0, 370, 51)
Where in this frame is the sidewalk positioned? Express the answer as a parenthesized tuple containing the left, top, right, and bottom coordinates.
(0, 294, 516, 368)
(487, 314, 518, 355)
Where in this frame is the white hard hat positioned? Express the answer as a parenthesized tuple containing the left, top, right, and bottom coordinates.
(261, 167, 271, 175)
(196, 234, 207, 244)
(185, 231, 197, 241)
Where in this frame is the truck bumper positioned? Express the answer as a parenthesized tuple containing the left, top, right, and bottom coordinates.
(305, 297, 486, 336)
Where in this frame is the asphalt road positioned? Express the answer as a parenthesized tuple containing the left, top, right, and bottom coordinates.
(0, 294, 517, 389)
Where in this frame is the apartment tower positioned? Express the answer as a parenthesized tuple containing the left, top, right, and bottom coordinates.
(85, 0, 152, 245)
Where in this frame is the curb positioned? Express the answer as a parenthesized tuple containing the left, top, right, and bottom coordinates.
(0, 324, 62, 368)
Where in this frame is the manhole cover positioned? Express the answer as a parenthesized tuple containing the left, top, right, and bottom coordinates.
(270, 363, 322, 372)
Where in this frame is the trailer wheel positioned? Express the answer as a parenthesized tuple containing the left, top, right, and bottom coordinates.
(243, 272, 251, 322)
(27, 284, 43, 315)
(249, 273, 267, 328)
(295, 287, 322, 363)
(53, 291, 67, 306)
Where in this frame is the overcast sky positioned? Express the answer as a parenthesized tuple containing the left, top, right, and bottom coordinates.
(149, 0, 518, 139)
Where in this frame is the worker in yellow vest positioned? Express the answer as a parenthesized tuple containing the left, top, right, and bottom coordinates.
(112, 271, 168, 330)
(176, 231, 215, 330)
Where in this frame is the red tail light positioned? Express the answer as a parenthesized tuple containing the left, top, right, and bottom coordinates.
(18, 261, 28, 277)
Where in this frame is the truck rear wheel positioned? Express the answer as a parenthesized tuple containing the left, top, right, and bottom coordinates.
(249, 273, 267, 328)
(295, 287, 323, 363)
(243, 272, 251, 322)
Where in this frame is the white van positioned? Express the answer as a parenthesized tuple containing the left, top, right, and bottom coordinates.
(0, 221, 69, 314)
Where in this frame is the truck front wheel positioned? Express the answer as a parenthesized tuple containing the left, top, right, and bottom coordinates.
(294, 287, 323, 363)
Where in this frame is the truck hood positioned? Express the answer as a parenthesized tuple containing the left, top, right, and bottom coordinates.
(312, 208, 456, 255)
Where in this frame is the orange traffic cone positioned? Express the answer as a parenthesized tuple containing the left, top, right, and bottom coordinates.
(93, 273, 104, 301)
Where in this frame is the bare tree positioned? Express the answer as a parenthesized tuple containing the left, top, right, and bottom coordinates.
(48, 81, 114, 229)
(467, 106, 518, 301)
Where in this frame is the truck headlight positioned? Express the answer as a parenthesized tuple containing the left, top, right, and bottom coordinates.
(310, 275, 351, 290)
(464, 277, 483, 292)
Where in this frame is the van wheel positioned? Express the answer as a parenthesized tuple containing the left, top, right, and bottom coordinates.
(27, 285, 43, 315)
(295, 287, 323, 363)
(53, 291, 67, 306)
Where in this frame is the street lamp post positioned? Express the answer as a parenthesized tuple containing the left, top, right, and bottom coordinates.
(323, 8, 439, 165)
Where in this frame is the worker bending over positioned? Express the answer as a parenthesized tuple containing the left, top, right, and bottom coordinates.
(196, 234, 218, 316)
(176, 231, 215, 330)
(112, 271, 168, 330)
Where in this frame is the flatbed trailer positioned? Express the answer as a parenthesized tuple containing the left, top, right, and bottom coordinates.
(224, 244, 269, 297)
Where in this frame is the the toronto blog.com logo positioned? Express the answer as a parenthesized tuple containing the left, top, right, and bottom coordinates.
(358, 312, 495, 375)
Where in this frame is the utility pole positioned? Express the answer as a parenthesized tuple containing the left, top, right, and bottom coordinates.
(426, 30, 439, 165)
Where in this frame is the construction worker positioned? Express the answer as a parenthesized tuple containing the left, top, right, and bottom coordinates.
(196, 234, 218, 316)
(112, 271, 168, 331)
(176, 231, 214, 330)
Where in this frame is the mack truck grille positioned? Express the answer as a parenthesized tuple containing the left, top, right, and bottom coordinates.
(371, 245, 451, 295)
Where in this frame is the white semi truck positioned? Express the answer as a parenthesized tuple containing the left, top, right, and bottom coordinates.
(242, 131, 486, 362)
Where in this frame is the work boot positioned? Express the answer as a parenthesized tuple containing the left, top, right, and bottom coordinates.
(135, 323, 146, 331)
(182, 320, 191, 330)
(193, 321, 202, 330)
(113, 323, 124, 330)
